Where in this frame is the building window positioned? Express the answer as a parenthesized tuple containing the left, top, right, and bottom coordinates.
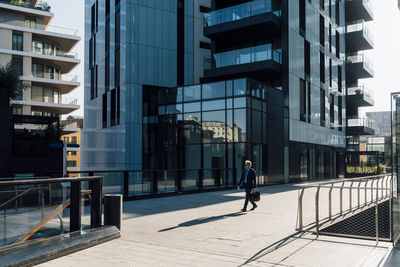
(307, 82, 311, 123)
(91, 3, 95, 33)
(338, 65, 342, 93)
(102, 93, 107, 128)
(115, 48, 120, 86)
(13, 106, 22, 115)
(300, 79, 306, 122)
(90, 67, 95, 100)
(96, 0, 98, 31)
(320, 15, 324, 46)
(329, 58, 332, 87)
(12, 55, 23, 76)
(329, 23, 332, 52)
(200, 41, 211, 49)
(67, 161, 77, 167)
(105, 0, 110, 18)
(320, 89, 325, 127)
(105, 21, 110, 52)
(320, 52, 325, 83)
(105, 56, 110, 91)
(304, 40, 310, 76)
(24, 16, 36, 29)
(338, 95, 342, 130)
(12, 31, 23, 51)
(336, 30, 340, 58)
(299, 0, 306, 37)
(115, 10, 120, 46)
(320, 0, 325, 10)
(117, 86, 120, 125)
(111, 88, 116, 126)
(335, 0, 340, 25)
(71, 136, 77, 144)
(330, 94, 334, 127)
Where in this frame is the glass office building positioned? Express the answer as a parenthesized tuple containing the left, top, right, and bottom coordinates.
(143, 78, 283, 186)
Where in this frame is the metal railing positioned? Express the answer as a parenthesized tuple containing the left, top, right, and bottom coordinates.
(0, 176, 103, 246)
(347, 84, 374, 104)
(347, 116, 375, 129)
(346, 53, 374, 73)
(297, 175, 393, 243)
(32, 49, 78, 59)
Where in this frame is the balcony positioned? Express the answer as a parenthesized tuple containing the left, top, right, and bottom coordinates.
(346, 85, 374, 107)
(30, 51, 79, 73)
(203, 0, 281, 44)
(347, 116, 375, 135)
(346, 20, 374, 53)
(203, 44, 282, 81)
(345, 0, 373, 22)
(346, 54, 374, 81)
(10, 96, 79, 114)
(21, 74, 79, 95)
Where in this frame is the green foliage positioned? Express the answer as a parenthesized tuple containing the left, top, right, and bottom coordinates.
(0, 62, 27, 104)
(346, 164, 387, 174)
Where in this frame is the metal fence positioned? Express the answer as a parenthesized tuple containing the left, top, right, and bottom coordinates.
(297, 174, 394, 243)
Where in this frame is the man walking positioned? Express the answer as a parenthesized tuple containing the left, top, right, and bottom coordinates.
(237, 160, 257, 212)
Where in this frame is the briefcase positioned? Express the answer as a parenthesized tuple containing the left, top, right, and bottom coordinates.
(250, 191, 260, 202)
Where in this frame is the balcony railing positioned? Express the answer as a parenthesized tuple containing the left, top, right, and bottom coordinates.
(204, 44, 282, 70)
(347, 116, 375, 129)
(346, 53, 374, 72)
(30, 96, 78, 105)
(347, 85, 374, 103)
(32, 72, 78, 83)
(346, 0, 373, 12)
(203, 0, 281, 27)
(32, 49, 78, 59)
(25, 22, 78, 36)
(346, 20, 373, 43)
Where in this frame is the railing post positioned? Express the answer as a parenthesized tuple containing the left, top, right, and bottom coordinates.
(41, 189, 45, 220)
(358, 180, 362, 209)
(381, 177, 385, 200)
(328, 183, 333, 220)
(3, 209, 6, 241)
(70, 181, 82, 232)
(152, 171, 158, 194)
(371, 178, 375, 205)
(365, 179, 369, 206)
(340, 181, 345, 215)
(178, 169, 183, 192)
(123, 171, 129, 198)
(376, 180, 379, 245)
(386, 176, 389, 198)
(89, 178, 102, 228)
(349, 181, 354, 211)
(298, 188, 305, 230)
(315, 186, 321, 238)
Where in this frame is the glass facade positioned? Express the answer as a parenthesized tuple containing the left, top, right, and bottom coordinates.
(143, 78, 281, 187)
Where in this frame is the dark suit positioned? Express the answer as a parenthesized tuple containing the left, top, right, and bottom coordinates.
(238, 168, 257, 210)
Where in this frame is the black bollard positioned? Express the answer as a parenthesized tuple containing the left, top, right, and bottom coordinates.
(104, 194, 122, 230)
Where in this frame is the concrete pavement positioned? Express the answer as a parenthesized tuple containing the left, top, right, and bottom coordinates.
(40, 183, 393, 266)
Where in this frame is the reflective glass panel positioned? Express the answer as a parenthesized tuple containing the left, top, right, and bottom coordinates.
(184, 85, 201, 102)
(234, 79, 247, 96)
(184, 102, 201, 113)
(234, 109, 247, 142)
(202, 110, 225, 143)
(202, 81, 225, 99)
(202, 99, 225, 111)
(184, 113, 201, 144)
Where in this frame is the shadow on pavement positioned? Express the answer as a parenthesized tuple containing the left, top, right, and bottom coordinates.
(122, 183, 300, 218)
(158, 211, 245, 232)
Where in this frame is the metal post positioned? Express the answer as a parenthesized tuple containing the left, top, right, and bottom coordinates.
(371, 178, 375, 205)
(3, 209, 6, 241)
(381, 177, 385, 200)
(70, 181, 82, 232)
(15, 187, 18, 212)
(41, 189, 44, 220)
(375, 181, 379, 245)
(365, 179, 369, 206)
(349, 181, 354, 211)
(316, 186, 321, 238)
(357, 180, 362, 209)
(89, 178, 102, 228)
(298, 188, 305, 230)
(340, 181, 345, 215)
(386, 176, 389, 198)
(57, 213, 64, 234)
(328, 183, 334, 220)
(123, 171, 129, 198)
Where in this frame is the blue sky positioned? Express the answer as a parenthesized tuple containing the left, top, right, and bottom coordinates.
(45, 0, 400, 117)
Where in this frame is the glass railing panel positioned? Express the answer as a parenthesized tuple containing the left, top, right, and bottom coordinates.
(346, 20, 373, 43)
(211, 43, 280, 70)
(129, 171, 152, 196)
(204, 0, 280, 27)
(182, 170, 199, 191)
(94, 172, 123, 195)
(347, 85, 374, 103)
(0, 181, 69, 247)
(346, 54, 374, 72)
(347, 117, 375, 129)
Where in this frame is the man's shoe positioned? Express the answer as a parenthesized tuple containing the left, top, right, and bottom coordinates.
(241, 208, 246, 212)
(250, 205, 257, 211)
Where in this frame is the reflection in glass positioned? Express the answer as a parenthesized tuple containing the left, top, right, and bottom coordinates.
(234, 97, 246, 108)
(184, 85, 201, 102)
(234, 109, 246, 142)
(234, 79, 247, 96)
(166, 103, 182, 114)
(202, 110, 225, 143)
(184, 102, 201, 113)
(203, 143, 225, 187)
(235, 143, 246, 183)
(202, 99, 225, 111)
(202, 81, 225, 99)
(184, 113, 201, 144)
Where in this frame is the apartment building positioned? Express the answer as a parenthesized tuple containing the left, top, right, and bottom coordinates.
(0, 0, 80, 130)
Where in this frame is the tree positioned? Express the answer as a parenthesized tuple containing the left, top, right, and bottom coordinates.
(0, 62, 27, 106)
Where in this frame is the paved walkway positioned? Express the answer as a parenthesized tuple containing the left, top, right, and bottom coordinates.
(40, 184, 392, 267)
